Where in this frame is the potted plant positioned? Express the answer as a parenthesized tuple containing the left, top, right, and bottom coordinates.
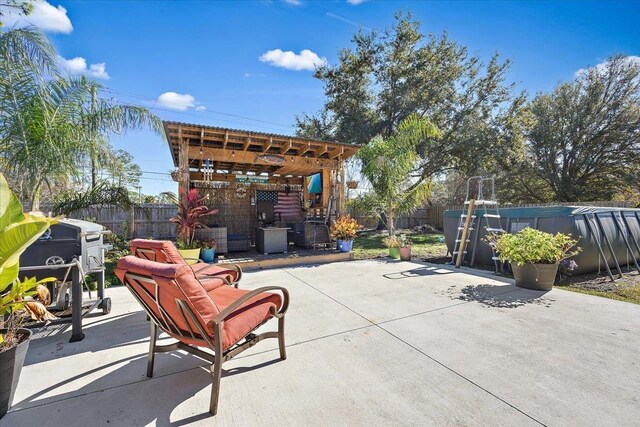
(399, 234, 412, 261)
(330, 215, 360, 253)
(487, 227, 580, 291)
(0, 173, 57, 419)
(169, 188, 218, 265)
(383, 236, 401, 259)
(200, 240, 217, 263)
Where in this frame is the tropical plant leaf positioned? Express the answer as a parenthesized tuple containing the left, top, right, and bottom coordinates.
(0, 172, 25, 230)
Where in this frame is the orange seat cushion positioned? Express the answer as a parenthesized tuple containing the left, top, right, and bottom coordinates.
(208, 286, 282, 350)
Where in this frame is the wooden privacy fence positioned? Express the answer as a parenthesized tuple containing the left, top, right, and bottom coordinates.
(46, 204, 178, 238)
(350, 201, 633, 231)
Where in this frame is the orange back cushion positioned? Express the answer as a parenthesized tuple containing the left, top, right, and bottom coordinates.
(116, 256, 219, 337)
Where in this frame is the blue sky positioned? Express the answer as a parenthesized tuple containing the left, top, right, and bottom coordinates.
(5, 0, 639, 195)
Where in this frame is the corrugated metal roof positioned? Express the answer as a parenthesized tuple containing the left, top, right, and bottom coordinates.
(162, 121, 363, 148)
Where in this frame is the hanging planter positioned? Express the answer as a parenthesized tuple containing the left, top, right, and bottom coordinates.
(346, 180, 359, 189)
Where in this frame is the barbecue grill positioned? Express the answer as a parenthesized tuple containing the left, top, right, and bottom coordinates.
(19, 218, 112, 342)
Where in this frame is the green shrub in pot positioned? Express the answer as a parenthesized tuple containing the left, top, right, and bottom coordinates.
(486, 228, 580, 291)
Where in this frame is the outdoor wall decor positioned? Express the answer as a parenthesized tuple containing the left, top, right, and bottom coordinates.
(235, 186, 247, 198)
(255, 154, 285, 165)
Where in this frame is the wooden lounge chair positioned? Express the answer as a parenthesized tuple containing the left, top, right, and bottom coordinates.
(115, 255, 289, 415)
(130, 239, 242, 288)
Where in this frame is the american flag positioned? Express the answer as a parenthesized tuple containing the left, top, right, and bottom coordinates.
(274, 192, 301, 220)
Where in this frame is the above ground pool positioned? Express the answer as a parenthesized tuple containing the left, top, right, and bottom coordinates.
(443, 206, 640, 275)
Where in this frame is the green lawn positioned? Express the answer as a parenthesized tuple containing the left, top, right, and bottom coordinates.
(352, 230, 448, 260)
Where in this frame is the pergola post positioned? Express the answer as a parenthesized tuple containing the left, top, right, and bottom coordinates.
(178, 126, 189, 204)
(337, 160, 345, 215)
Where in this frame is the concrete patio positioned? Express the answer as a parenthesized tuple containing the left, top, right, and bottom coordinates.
(2, 260, 639, 426)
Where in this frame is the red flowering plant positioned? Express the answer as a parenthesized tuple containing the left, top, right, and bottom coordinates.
(170, 188, 218, 249)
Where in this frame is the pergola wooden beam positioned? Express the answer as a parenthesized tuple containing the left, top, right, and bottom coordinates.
(190, 146, 338, 171)
(280, 139, 292, 154)
(313, 143, 328, 157)
(327, 146, 344, 160)
(263, 137, 273, 152)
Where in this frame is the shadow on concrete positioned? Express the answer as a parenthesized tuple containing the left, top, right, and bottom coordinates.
(446, 283, 555, 309)
(383, 266, 455, 280)
(25, 311, 152, 365)
(12, 344, 285, 425)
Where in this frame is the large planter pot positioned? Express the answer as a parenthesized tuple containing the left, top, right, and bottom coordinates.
(388, 247, 400, 259)
(0, 328, 31, 419)
(200, 248, 216, 263)
(511, 262, 559, 291)
(177, 248, 201, 265)
(399, 246, 412, 261)
(337, 239, 353, 253)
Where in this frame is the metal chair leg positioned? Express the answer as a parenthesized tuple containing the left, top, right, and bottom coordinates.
(147, 322, 157, 378)
(278, 316, 287, 360)
(209, 325, 223, 415)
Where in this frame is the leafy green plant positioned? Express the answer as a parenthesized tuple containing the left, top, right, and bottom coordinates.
(199, 239, 217, 250)
(52, 181, 136, 216)
(486, 228, 580, 266)
(398, 234, 412, 248)
(0, 173, 57, 347)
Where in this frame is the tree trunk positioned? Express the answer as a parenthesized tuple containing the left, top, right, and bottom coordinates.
(90, 86, 98, 189)
(388, 202, 395, 236)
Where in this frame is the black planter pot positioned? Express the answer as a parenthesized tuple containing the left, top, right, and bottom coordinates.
(511, 263, 559, 291)
(0, 328, 31, 419)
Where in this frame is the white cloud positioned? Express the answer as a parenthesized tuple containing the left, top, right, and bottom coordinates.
(259, 49, 327, 71)
(284, 0, 301, 5)
(58, 56, 110, 80)
(2, 1, 73, 34)
(347, 0, 366, 4)
(157, 92, 206, 111)
(575, 56, 640, 78)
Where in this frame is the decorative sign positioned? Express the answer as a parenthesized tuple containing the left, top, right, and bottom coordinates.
(235, 175, 269, 183)
(235, 186, 247, 198)
(255, 154, 285, 165)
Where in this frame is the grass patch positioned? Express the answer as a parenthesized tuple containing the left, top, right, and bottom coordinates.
(555, 283, 640, 305)
(352, 230, 448, 260)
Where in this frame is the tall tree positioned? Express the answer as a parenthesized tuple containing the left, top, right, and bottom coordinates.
(518, 55, 640, 201)
(296, 12, 527, 187)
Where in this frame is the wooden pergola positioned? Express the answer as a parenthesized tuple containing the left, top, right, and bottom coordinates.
(163, 121, 360, 214)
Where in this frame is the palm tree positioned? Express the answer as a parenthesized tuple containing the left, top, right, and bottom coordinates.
(0, 28, 162, 209)
(358, 114, 440, 236)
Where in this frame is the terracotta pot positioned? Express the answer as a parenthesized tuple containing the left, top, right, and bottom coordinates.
(511, 262, 559, 291)
(388, 247, 400, 259)
(399, 246, 412, 261)
(177, 248, 201, 265)
(0, 328, 31, 419)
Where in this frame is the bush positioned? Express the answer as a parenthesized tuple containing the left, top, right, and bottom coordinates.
(487, 228, 580, 266)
